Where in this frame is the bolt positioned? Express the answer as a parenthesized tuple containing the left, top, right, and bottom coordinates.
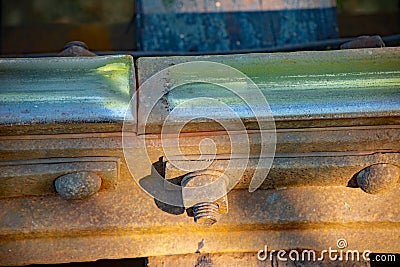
(181, 170, 229, 226)
(193, 202, 220, 226)
(340, 35, 385, 49)
(58, 41, 96, 57)
(55, 171, 102, 199)
(356, 164, 399, 194)
(63, 41, 89, 50)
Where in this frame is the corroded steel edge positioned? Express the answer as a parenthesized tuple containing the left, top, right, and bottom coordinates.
(0, 125, 399, 265)
(0, 48, 399, 265)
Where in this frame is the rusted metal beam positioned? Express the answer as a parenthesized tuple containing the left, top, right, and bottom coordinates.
(0, 48, 399, 266)
(0, 157, 120, 199)
(0, 186, 399, 265)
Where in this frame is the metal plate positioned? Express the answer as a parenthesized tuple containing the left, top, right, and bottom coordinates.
(0, 55, 135, 135)
(137, 47, 400, 134)
(0, 157, 120, 198)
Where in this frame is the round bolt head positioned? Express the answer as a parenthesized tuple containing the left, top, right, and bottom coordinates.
(59, 41, 96, 57)
(64, 41, 89, 50)
(356, 164, 399, 194)
(55, 172, 102, 200)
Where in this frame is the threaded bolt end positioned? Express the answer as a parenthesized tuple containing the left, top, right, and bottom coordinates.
(193, 202, 220, 226)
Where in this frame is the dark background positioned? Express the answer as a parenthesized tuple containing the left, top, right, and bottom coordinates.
(0, 0, 399, 55)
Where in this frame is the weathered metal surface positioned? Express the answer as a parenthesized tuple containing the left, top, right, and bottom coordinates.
(0, 126, 398, 162)
(0, 157, 120, 198)
(137, 47, 400, 134)
(136, 0, 338, 52)
(166, 152, 400, 190)
(0, 48, 399, 265)
(0, 55, 134, 135)
(0, 185, 399, 265)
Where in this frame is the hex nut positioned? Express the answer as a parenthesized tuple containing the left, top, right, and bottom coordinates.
(55, 172, 102, 200)
(356, 164, 400, 194)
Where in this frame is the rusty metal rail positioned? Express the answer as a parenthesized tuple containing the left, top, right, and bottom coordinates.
(0, 47, 399, 266)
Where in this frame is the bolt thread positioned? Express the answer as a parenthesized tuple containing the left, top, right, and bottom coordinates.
(193, 202, 220, 226)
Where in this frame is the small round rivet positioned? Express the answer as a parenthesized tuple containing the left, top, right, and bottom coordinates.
(55, 172, 102, 200)
(58, 40, 96, 57)
(356, 164, 399, 194)
(63, 41, 89, 50)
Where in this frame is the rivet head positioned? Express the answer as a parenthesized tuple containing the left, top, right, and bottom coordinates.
(55, 172, 102, 200)
(63, 41, 89, 50)
(58, 41, 96, 57)
(356, 164, 400, 194)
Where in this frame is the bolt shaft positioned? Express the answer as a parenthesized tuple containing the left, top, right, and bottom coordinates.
(193, 202, 220, 226)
